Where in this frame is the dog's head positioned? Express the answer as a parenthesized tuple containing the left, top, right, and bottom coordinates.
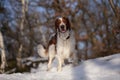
(55, 17, 71, 33)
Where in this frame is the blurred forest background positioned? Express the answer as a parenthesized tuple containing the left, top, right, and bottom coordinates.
(0, 0, 120, 73)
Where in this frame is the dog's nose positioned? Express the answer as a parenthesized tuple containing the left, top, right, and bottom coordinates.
(61, 25, 65, 29)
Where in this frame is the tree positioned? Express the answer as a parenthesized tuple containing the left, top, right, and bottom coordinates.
(0, 31, 7, 73)
(17, 0, 28, 69)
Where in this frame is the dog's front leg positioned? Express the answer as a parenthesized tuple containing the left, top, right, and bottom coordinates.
(47, 56, 54, 71)
(57, 57, 64, 72)
(47, 45, 55, 71)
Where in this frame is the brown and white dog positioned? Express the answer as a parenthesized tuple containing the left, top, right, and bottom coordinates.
(37, 17, 78, 71)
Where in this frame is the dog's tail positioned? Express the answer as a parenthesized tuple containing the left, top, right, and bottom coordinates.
(37, 44, 48, 58)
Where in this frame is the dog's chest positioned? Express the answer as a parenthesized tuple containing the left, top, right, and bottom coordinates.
(57, 37, 72, 58)
(59, 39, 70, 49)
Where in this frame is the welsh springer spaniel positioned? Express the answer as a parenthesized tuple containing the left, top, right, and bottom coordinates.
(37, 17, 78, 72)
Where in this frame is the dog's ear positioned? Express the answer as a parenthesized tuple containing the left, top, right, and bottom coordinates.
(63, 17, 71, 29)
(55, 18, 59, 31)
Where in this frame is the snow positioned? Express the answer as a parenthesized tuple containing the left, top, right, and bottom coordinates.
(0, 53, 120, 80)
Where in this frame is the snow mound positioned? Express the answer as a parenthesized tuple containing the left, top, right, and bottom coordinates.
(0, 53, 120, 80)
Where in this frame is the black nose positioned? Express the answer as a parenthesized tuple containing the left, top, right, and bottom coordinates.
(61, 25, 65, 29)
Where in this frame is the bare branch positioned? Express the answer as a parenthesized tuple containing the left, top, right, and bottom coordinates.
(108, 0, 118, 17)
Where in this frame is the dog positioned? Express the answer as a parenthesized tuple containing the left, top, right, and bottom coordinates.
(37, 17, 78, 71)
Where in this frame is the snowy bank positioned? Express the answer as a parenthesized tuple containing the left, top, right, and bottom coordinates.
(0, 53, 120, 80)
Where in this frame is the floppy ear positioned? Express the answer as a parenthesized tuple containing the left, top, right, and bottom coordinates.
(63, 17, 71, 30)
(55, 18, 59, 31)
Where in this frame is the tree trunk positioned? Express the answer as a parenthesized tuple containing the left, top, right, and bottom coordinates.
(0, 31, 7, 73)
(17, 0, 27, 68)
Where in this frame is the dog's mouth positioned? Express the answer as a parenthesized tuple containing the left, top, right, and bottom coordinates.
(60, 25, 67, 33)
(61, 29, 66, 33)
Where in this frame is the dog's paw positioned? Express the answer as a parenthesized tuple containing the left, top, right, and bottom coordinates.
(47, 68, 51, 71)
(57, 68, 62, 72)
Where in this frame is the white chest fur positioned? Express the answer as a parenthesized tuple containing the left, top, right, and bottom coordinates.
(56, 30, 76, 59)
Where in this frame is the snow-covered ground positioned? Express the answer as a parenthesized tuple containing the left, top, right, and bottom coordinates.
(0, 53, 120, 80)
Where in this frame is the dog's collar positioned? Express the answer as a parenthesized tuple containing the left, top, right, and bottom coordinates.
(66, 29, 71, 40)
(58, 33, 70, 40)
(66, 35, 70, 39)
(58, 29, 71, 40)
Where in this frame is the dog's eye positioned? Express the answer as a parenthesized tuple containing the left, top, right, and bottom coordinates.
(62, 19, 67, 24)
(57, 20, 62, 25)
(58, 20, 61, 24)
(55, 19, 62, 28)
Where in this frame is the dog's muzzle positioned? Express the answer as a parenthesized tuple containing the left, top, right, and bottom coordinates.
(59, 25, 66, 33)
